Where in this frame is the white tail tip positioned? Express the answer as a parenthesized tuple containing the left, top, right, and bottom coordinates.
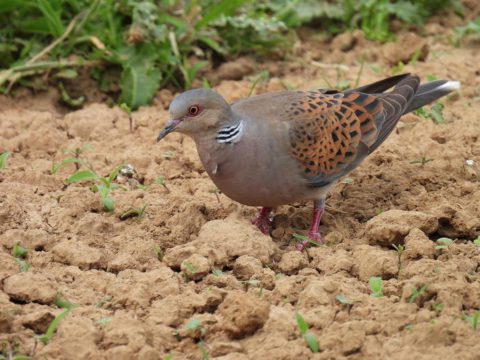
(439, 80, 461, 92)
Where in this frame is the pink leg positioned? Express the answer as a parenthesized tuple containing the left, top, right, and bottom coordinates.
(251, 207, 272, 235)
(297, 198, 325, 251)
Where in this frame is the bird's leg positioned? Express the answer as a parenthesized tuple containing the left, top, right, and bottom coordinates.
(297, 198, 325, 250)
(251, 207, 273, 235)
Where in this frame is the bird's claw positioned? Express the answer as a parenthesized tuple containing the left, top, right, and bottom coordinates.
(251, 215, 272, 235)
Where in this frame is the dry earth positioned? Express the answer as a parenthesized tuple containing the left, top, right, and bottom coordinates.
(1, 8, 480, 360)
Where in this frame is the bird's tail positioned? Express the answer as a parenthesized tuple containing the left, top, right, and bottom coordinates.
(404, 80, 460, 114)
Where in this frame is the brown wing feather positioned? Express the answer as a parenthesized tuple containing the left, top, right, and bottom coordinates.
(288, 91, 383, 178)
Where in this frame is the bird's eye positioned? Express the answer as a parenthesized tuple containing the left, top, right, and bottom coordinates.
(188, 105, 201, 116)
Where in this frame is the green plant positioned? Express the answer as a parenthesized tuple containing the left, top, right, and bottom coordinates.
(36, 308, 71, 344)
(51, 144, 91, 174)
(0, 152, 10, 170)
(155, 176, 170, 192)
(295, 313, 319, 353)
(66, 165, 124, 212)
(453, 17, 480, 45)
(292, 233, 320, 248)
(336, 294, 353, 305)
(410, 157, 433, 166)
(211, 269, 223, 276)
(462, 310, 480, 330)
(408, 284, 428, 304)
(198, 341, 209, 360)
(369, 276, 383, 298)
(415, 103, 445, 124)
(119, 203, 148, 220)
(435, 237, 453, 250)
(473, 236, 480, 246)
(11, 244, 29, 272)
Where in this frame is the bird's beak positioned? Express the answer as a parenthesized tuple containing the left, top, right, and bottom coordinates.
(157, 118, 181, 142)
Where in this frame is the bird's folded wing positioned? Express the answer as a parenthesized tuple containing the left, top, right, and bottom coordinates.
(288, 91, 386, 187)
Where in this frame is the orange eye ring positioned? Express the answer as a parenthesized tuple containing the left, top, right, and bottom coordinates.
(188, 105, 201, 116)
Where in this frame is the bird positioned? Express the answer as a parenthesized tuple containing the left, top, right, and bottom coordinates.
(157, 74, 459, 249)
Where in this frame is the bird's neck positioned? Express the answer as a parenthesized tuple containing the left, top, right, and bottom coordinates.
(214, 119, 244, 144)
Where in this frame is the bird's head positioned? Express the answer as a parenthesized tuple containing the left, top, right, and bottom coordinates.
(157, 88, 232, 141)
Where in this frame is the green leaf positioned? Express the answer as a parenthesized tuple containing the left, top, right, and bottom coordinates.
(15, 259, 30, 272)
(473, 237, 480, 245)
(119, 64, 161, 110)
(0, 151, 10, 170)
(12, 244, 28, 258)
(304, 332, 320, 353)
(102, 196, 115, 212)
(196, 0, 247, 29)
(51, 157, 84, 174)
(66, 170, 98, 183)
(36, 0, 64, 37)
(336, 294, 352, 305)
(36, 309, 71, 344)
(369, 276, 383, 298)
(119, 204, 147, 220)
(107, 164, 123, 185)
(185, 319, 201, 330)
(295, 312, 309, 334)
(54, 297, 74, 310)
(430, 103, 445, 124)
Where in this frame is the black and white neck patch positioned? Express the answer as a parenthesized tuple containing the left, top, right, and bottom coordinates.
(215, 121, 244, 144)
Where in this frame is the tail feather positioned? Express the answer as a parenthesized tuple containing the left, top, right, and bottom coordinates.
(405, 80, 460, 113)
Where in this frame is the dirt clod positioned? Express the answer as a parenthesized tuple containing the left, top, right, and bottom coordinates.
(218, 291, 270, 339)
(3, 273, 57, 304)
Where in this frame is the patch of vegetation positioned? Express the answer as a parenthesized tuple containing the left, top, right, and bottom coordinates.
(462, 310, 480, 331)
(0, 152, 10, 170)
(415, 103, 446, 124)
(66, 164, 124, 212)
(408, 284, 429, 304)
(51, 144, 91, 175)
(0, 0, 462, 109)
(119, 203, 148, 220)
(12, 244, 29, 272)
(36, 308, 72, 344)
(295, 312, 320, 353)
(435, 237, 453, 250)
(369, 276, 383, 298)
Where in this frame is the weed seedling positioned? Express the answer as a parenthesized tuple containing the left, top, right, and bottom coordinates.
(462, 310, 480, 330)
(435, 237, 453, 250)
(119, 204, 148, 220)
(211, 269, 223, 276)
(95, 296, 112, 308)
(36, 308, 71, 344)
(186, 319, 206, 337)
(120, 103, 133, 132)
(293, 233, 321, 248)
(208, 187, 221, 203)
(473, 236, 480, 246)
(295, 313, 319, 353)
(155, 176, 170, 193)
(392, 244, 405, 275)
(0, 152, 10, 170)
(198, 341, 209, 360)
(410, 157, 433, 166)
(408, 284, 429, 304)
(51, 144, 91, 174)
(96, 317, 113, 326)
(336, 294, 353, 305)
(369, 277, 383, 298)
(153, 245, 164, 261)
(432, 303, 444, 313)
(54, 297, 74, 310)
(12, 244, 29, 272)
(66, 165, 124, 212)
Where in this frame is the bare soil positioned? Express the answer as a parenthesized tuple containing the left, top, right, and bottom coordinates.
(1, 12, 480, 360)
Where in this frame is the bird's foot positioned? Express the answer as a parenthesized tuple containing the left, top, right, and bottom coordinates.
(251, 214, 272, 235)
(296, 231, 322, 251)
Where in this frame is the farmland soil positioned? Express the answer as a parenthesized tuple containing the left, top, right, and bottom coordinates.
(1, 10, 480, 360)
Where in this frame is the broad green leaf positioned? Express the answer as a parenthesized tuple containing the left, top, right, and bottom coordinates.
(15, 259, 30, 272)
(119, 64, 161, 110)
(369, 276, 383, 297)
(66, 170, 98, 183)
(295, 312, 308, 334)
(304, 332, 319, 353)
(196, 0, 247, 29)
